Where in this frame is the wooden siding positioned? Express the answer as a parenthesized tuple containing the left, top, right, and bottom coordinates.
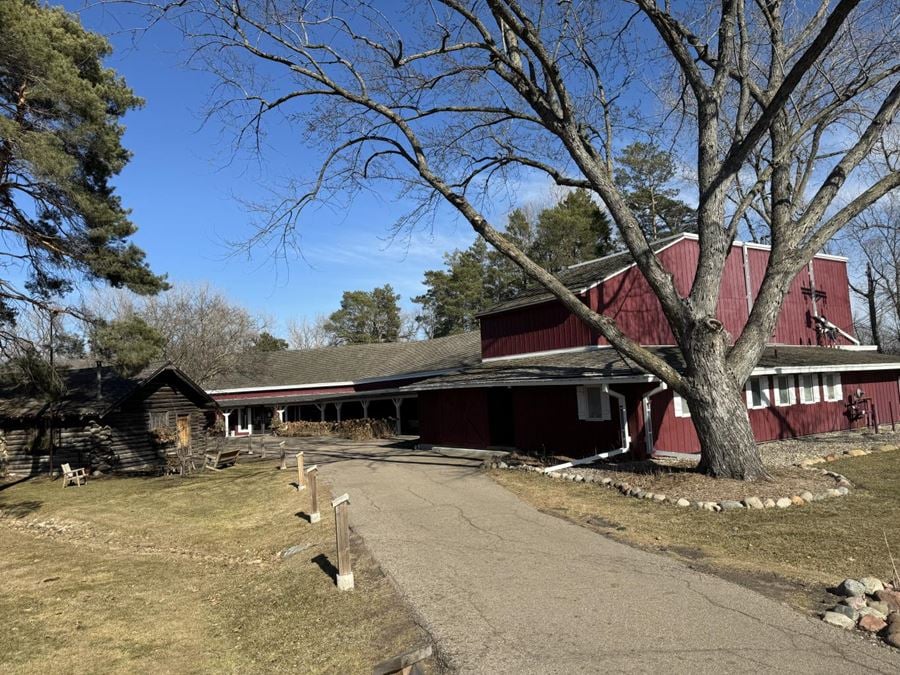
(480, 238, 856, 357)
(417, 389, 490, 448)
(651, 370, 900, 455)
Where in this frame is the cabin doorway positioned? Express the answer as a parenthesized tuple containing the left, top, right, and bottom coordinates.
(176, 415, 191, 449)
(488, 388, 515, 447)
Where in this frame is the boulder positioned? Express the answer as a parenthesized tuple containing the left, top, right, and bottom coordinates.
(875, 589, 900, 612)
(886, 632, 900, 649)
(720, 500, 744, 511)
(824, 454, 839, 462)
(743, 496, 764, 510)
(776, 497, 792, 508)
(857, 615, 887, 633)
(830, 603, 858, 621)
(676, 498, 690, 507)
(868, 600, 891, 616)
(836, 578, 867, 598)
(860, 576, 885, 595)
(847, 449, 868, 457)
(822, 611, 855, 629)
(800, 491, 815, 502)
(836, 486, 850, 496)
(764, 498, 776, 508)
(858, 606, 887, 620)
(653, 493, 667, 502)
(790, 495, 806, 506)
(841, 596, 867, 611)
(826, 488, 842, 498)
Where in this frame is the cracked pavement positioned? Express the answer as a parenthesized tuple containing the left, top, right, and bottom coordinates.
(296, 438, 900, 674)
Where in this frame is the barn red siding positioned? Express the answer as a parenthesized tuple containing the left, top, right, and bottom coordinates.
(480, 237, 855, 357)
(651, 369, 900, 455)
(417, 389, 490, 448)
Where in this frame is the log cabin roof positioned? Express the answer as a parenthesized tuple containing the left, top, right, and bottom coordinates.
(205, 330, 482, 392)
(0, 361, 214, 420)
(403, 346, 900, 390)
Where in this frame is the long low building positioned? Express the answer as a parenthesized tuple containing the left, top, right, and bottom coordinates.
(206, 233, 900, 460)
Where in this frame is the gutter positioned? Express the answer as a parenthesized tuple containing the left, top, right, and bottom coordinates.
(544, 385, 630, 473)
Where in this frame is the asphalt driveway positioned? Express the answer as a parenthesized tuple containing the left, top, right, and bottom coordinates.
(293, 438, 900, 674)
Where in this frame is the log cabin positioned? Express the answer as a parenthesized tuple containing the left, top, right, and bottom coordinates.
(0, 362, 217, 476)
(205, 233, 900, 462)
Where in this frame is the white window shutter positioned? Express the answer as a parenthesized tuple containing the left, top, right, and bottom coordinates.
(744, 380, 753, 408)
(760, 376, 771, 407)
(600, 390, 611, 421)
(576, 387, 589, 420)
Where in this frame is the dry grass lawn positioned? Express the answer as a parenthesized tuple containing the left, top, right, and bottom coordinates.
(493, 450, 900, 611)
(0, 464, 427, 674)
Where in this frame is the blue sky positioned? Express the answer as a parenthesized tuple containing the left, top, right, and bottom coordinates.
(65, 1, 537, 334)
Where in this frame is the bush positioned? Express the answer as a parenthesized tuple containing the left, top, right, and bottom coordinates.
(274, 418, 395, 441)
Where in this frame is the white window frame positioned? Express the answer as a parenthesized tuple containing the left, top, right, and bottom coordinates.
(745, 376, 771, 410)
(798, 373, 820, 404)
(673, 393, 691, 418)
(774, 374, 796, 407)
(576, 386, 611, 421)
(822, 372, 843, 402)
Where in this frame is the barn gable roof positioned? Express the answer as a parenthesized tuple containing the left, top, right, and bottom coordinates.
(0, 361, 214, 421)
(205, 331, 482, 392)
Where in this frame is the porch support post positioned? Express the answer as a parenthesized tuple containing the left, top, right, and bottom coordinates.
(276, 408, 285, 423)
(392, 397, 403, 435)
(335, 402, 342, 423)
(360, 400, 369, 419)
(223, 410, 231, 437)
(315, 403, 326, 422)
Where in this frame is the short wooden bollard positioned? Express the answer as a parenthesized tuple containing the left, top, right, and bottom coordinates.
(279, 441, 287, 470)
(332, 493, 354, 591)
(307, 465, 320, 523)
(296, 452, 306, 491)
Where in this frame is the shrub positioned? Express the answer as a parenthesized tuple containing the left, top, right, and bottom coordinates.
(274, 418, 395, 440)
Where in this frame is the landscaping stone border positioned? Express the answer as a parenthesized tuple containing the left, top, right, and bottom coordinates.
(821, 576, 900, 650)
(488, 461, 853, 513)
(795, 442, 899, 467)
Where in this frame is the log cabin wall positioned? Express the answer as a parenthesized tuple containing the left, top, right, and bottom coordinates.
(2, 422, 111, 476)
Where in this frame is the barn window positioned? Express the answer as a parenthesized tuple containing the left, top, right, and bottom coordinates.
(774, 374, 796, 407)
(745, 376, 770, 409)
(673, 393, 691, 418)
(822, 373, 843, 402)
(799, 373, 820, 404)
(150, 411, 170, 430)
(577, 386, 611, 421)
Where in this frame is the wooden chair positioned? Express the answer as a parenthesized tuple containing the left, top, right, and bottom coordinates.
(204, 447, 241, 471)
(61, 463, 87, 488)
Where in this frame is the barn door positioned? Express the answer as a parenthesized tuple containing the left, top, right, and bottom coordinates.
(176, 415, 191, 449)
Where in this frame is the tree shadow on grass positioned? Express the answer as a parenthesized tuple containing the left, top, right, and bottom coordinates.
(0, 499, 42, 518)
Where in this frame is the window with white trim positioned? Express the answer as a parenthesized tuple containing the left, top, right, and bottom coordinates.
(673, 393, 691, 418)
(798, 373, 820, 404)
(774, 374, 796, 407)
(576, 386, 611, 421)
(745, 376, 770, 409)
(822, 372, 843, 402)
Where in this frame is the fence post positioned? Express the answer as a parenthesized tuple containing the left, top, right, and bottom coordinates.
(891, 403, 896, 432)
(279, 441, 287, 470)
(332, 493, 354, 591)
(307, 465, 320, 523)
(873, 404, 880, 434)
(296, 451, 306, 491)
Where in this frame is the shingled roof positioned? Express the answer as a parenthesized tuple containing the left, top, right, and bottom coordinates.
(403, 346, 900, 390)
(477, 233, 685, 316)
(0, 361, 211, 420)
(206, 331, 482, 391)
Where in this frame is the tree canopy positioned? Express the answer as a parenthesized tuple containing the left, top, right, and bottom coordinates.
(89, 315, 165, 377)
(0, 0, 166, 352)
(252, 331, 289, 352)
(324, 285, 404, 344)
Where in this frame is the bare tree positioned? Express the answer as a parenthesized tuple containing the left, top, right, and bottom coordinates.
(141, 0, 900, 479)
(89, 283, 266, 385)
(286, 314, 334, 350)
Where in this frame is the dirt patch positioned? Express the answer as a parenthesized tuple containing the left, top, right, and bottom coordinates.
(557, 461, 839, 502)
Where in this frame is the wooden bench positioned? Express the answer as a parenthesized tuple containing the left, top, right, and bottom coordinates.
(61, 463, 87, 488)
(204, 447, 241, 471)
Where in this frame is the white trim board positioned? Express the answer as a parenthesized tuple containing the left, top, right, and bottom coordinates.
(207, 367, 462, 395)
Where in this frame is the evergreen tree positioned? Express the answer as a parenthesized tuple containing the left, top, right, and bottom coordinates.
(325, 285, 403, 344)
(531, 189, 613, 272)
(615, 142, 696, 239)
(89, 315, 166, 376)
(252, 331, 289, 351)
(0, 0, 166, 346)
(414, 241, 490, 338)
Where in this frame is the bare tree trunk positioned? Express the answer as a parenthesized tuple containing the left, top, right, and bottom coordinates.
(867, 264, 883, 353)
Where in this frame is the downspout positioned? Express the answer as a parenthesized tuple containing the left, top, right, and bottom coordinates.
(742, 243, 753, 316)
(641, 382, 668, 458)
(544, 385, 630, 473)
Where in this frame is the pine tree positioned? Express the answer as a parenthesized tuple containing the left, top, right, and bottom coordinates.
(325, 285, 403, 344)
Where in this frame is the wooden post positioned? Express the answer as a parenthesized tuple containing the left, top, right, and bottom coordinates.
(307, 465, 320, 523)
(891, 403, 896, 432)
(873, 404, 879, 433)
(279, 441, 287, 470)
(296, 452, 305, 490)
(332, 493, 353, 590)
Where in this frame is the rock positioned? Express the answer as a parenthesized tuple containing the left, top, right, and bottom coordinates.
(886, 632, 900, 649)
(824, 454, 839, 462)
(720, 500, 744, 511)
(822, 611, 855, 629)
(841, 596, 867, 611)
(876, 443, 898, 452)
(847, 449, 868, 457)
(676, 498, 690, 507)
(826, 488, 842, 498)
(858, 606, 888, 620)
(858, 615, 887, 633)
(653, 493, 667, 502)
(836, 486, 850, 496)
(496, 461, 508, 469)
(868, 600, 891, 616)
(764, 498, 776, 508)
(790, 495, 806, 506)
(574, 474, 584, 482)
(830, 603, 858, 621)
(601, 477, 612, 485)
(775, 497, 792, 508)
(743, 496, 764, 509)
(643, 492, 655, 500)
(837, 479, 852, 488)
(837, 578, 867, 597)
(91, 470, 103, 477)
(800, 491, 815, 502)
(860, 576, 885, 595)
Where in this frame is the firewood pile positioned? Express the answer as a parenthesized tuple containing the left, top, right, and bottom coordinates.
(274, 418, 394, 440)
